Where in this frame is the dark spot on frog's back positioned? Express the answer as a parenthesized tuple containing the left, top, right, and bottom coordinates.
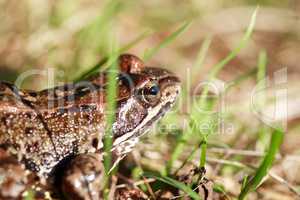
(0, 116, 7, 126)
(80, 104, 96, 112)
(56, 105, 96, 115)
(23, 158, 40, 173)
(74, 85, 95, 97)
(25, 127, 34, 135)
(26, 142, 39, 153)
(25, 112, 33, 119)
(0, 114, 13, 127)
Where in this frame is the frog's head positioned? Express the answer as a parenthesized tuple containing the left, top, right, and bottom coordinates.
(111, 54, 180, 148)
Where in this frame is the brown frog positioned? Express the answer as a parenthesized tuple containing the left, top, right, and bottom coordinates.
(0, 54, 180, 200)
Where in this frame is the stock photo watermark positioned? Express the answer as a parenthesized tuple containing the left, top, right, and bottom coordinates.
(10, 67, 288, 137)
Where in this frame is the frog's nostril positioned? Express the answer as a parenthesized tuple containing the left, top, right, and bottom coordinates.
(92, 138, 99, 149)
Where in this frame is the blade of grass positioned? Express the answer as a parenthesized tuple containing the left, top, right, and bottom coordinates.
(144, 172, 202, 200)
(192, 36, 212, 84)
(199, 138, 207, 168)
(208, 7, 258, 79)
(225, 68, 257, 92)
(238, 128, 284, 200)
(174, 142, 202, 175)
(103, 52, 119, 173)
(255, 49, 267, 110)
(256, 50, 270, 151)
(257, 50, 267, 82)
(103, 39, 119, 199)
(77, 0, 122, 53)
(143, 21, 191, 61)
(73, 30, 152, 82)
(72, 0, 122, 81)
(163, 126, 191, 175)
(196, 5, 258, 121)
(70, 0, 123, 77)
(200, 7, 258, 105)
(213, 183, 230, 199)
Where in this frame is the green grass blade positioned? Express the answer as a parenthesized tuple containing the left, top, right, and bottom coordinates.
(103, 55, 118, 173)
(199, 7, 258, 106)
(194, 36, 212, 73)
(225, 68, 257, 92)
(190, 36, 212, 85)
(256, 50, 270, 151)
(194, 7, 258, 117)
(164, 130, 190, 175)
(238, 128, 284, 200)
(143, 21, 191, 61)
(257, 50, 267, 82)
(256, 50, 267, 109)
(103, 52, 119, 173)
(173, 142, 201, 175)
(144, 172, 202, 200)
(199, 138, 207, 168)
(102, 48, 119, 199)
(208, 7, 258, 79)
(102, 38, 120, 197)
(119, 29, 153, 53)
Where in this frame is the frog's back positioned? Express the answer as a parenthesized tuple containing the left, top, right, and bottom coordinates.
(0, 81, 105, 176)
(0, 82, 58, 174)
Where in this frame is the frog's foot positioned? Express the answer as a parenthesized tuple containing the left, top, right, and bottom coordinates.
(0, 148, 34, 199)
(58, 153, 104, 200)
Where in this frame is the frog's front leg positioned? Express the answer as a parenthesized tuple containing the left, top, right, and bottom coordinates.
(60, 153, 104, 200)
(0, 148, 33, 199)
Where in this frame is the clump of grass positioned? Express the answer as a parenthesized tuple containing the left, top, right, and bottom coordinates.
(164, 7, 258, 176)
(238, 49, 284, 200)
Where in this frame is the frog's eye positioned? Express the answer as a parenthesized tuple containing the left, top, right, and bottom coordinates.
(141, 83, 161, 105)
(148, 85, 160, 96)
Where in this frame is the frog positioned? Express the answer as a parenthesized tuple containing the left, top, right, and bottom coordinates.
(0, 54, 180, 200)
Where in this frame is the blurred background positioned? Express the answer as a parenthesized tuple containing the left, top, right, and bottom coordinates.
(0, 0, 300, 199)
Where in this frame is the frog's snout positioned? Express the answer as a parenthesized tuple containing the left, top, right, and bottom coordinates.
(160, 76, 181, 105)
